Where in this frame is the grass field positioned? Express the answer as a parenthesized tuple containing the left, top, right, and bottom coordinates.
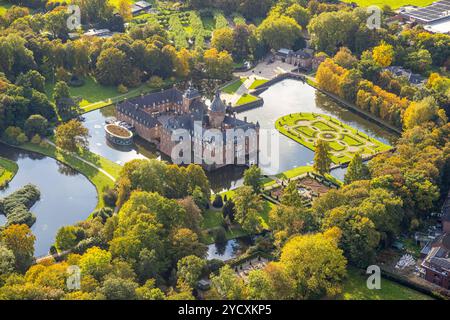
(222, 78, 245, 94)
(45, 76, 176, 113)
(0, 156, 18, 189)
(249, 79, 269, 89)
(276, 113, 392, 164)
(341, 0, 435, 9)
(340, 268, 434, 300)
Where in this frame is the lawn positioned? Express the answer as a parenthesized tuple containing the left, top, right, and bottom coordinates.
(235, 93, 259, 106)
(45, 76, 176, 113)
(249, 79, 268, 89)
(21, 141, 121, 209)
(341, 0, 435, 9)
(222, 78, 245, 94)
(0, 156, 18, 189)
(340, 267, 434, 300)
(276, 113, 392, 165)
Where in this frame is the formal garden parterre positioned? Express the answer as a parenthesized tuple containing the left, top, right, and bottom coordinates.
(276, 112, 392, 164)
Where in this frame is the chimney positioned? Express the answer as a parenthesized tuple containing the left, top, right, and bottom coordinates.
(244, 116, 247, 122)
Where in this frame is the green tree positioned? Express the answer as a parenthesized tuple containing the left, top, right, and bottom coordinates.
(55, 226, 79, 251)
(24, 114, 48, 138)
(0, 244, 15, 276)
(279, 231, 347, 299)
(55, 119, 89, 152)
(79, 246, 112, 280)
(344, 153, 370, 184)
(1, 224, 35, 272)
(313, 140, 331, 175)
(257, 15, 302, 50)
(233, 186, 264, 233)
(211, 28, 234, 53)
(211, 265, 247, 300)
(243, 165, 262, 193)
(101, 276, 138, 300)
(177, 255, 206, 287)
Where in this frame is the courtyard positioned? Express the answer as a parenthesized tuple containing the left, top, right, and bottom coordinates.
(276, 112, 392, 164)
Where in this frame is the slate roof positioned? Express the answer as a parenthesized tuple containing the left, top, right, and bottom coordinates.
(294, 49, 313, 60)
(210, 91, 226, 113)
(116, 87, 258, 137)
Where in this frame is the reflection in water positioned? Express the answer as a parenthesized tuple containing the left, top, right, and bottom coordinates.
(0, 144, 97, 256)
(207, 237, 254, 261)
(83, 80, 397, 189)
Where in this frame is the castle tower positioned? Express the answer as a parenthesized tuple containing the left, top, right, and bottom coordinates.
(182, 83, 201, 113)
(209, 91, 226, 128)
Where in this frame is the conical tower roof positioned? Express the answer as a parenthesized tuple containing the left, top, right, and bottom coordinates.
(210, 91, 226, 113)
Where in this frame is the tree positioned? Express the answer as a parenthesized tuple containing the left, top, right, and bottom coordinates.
(403, 97, 447, 130)
(344, 153, 370, 184)
(210, 265, 247, 300)
(405, 49, 433, 73)
(233, 186, 264, 233)
(222, 198, 236, 222)
(322, 207, 379, 267)
(243, 165, 262, 193)
(79, 247, 112, 280)
(1, 224, 35, 272)
(333, 47, 358, 69)
(136, 279, 165, 300)
(203, 48, 233, 80)
(24, 114, 48, 138)
(280, 180, 303, 207)
(313, 140, 331, 175)
(95, 47, 132, 86)
(211, 28, 234, 53)
(177, 255, 206, 287)
(278, 231, 347, 299)
(212, 194, 223, 208)
(372, 41, 395, 67)
(0, 244, 15, 276)
(308, 10, 360, 54)
(101, 276, 138, 300)
(117, 0, 132, 22)
(55, 226, 79, 251)
(232, 24, 251, 61)
(53, 81, 79, 120)
(171, 228, 206, 261)
(285, 4, 310, 28)
(257, 15, 302, 50)
(55, 119, 89, 152)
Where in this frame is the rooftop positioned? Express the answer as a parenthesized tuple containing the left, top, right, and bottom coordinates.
(401, 0, 450, 23)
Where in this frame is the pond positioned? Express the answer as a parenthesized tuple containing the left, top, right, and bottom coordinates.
(207, 236, 254, 261)
(83, 80, 397, 191)
(0, 144, 97, 257)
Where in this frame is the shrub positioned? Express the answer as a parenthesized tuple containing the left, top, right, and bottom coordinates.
(212, 194, 223, 208)
(92, 207, 114, 222)
(24, 115, 49, 138)
(16, 133, 28, 145)
(117, 84, 128, 94)
(147, 76, 164, 89)
(0, 184, 40, 227)
(31, 134, 41, 145)
(102, 187, 118, 208)
(3, 126, 24, 145)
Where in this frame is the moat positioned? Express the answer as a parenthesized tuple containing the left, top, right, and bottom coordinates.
(84, 79, 397, 191)
(0, 79, 397, 257)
